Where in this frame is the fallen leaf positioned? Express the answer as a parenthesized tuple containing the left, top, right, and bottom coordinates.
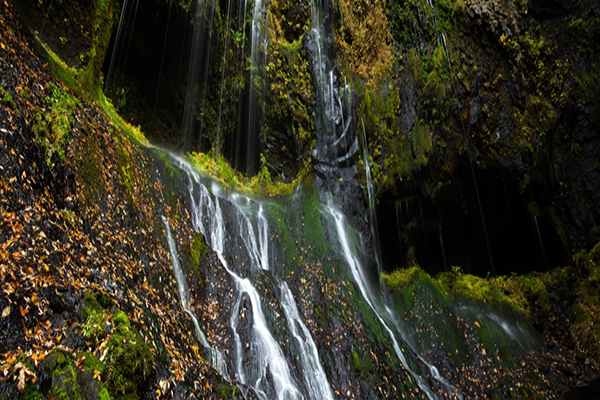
(1, 306, 10, 318)
(19, 305, 28, 317)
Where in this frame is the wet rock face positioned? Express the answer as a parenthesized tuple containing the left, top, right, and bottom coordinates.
(464, 0, 522, 39)
(369, 0, 600, 261)
(554, 109, 600, 245)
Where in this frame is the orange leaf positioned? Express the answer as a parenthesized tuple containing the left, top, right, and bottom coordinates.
(19, 305, 29, 317)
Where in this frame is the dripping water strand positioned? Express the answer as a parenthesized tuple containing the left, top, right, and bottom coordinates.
(181, 0, 208, 150)
(122, 0, 141, 73)
(161, 215, 229, 379)
(104, 0, 130, 92)
(233, 0, 249, 170)
(533, 216, 549, 270)
(324, 200, 438, 400)
(38, 0, 55, 40)
(245, 0, 268, 174)
(198, 3, 217, 149)
(215, 0, 234, 157)
(439, 225, 448, 272)
(395, 202, 404, 268)
(469, 159, 495, 275)
(361, 119, 383, 273)
(154, 0, 173, 115)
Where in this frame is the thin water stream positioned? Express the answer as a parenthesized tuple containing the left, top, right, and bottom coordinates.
(161, 215, 229, 379)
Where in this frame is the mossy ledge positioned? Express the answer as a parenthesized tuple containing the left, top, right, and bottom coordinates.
(382, 240, 600, 381)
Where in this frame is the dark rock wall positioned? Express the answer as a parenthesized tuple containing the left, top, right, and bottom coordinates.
(341, 0, 600, 273)
(21, 0, 600, 271)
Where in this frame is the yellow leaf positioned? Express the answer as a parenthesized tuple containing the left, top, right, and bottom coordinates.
(1, 306, 9, 318)
(474, 321, 480, 328)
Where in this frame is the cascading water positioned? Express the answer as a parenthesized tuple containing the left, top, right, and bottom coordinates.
(166, 152, 334, 399)
(221, 256, 301, 399)
(307, 0, 357, 170)
(323, 200, 435, 399)
(161, 215, 229, 379)
(279, 282, 334, 400)
(304, 0, 460, 397)
(245, 0, 268, 174)
(362, 119, 383, 272)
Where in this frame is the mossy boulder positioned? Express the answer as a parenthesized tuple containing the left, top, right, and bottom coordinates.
(19, 292, 154, 400)
(80, 292, 153, 398)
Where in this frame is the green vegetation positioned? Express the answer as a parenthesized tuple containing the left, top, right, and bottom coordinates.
(189, 232, 208, 278)
(98, 91, 149, 146)
(383, 241, 600, 372)
(33, 83, 79, 165)
(187, 151, 310, 197)
(215, 384, 241, 399)
(437, 267, 530, 316)
(80, 291, 153, 398)
(32, 0, 148, 149)
(1, 83, 13, 106)
(383, 266, 542, 318)
(265, 0, 314, 172)
(351, 350, 361, 373)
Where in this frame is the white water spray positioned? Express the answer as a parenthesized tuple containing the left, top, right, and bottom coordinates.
(280, 282, 334, 400)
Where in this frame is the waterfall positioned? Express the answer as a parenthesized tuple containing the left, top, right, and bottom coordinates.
(323, 200, 435, 399)
(280, 282, 334, 400)
(323, 199, 462, 399)
(362, 119, 383, 272)
(303, 0, 460, 396)
(161, 215, 229, 379)
(219, 254, 301, 399)
(307, 0, 357, 169)
(181, 0, 214, 150)
(104, 0, 131, 92)
(166, 152, 334, 399)
(245, 0, 268, 174)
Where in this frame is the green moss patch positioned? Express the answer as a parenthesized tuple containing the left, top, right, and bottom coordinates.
(187, 151, 310, 197)
(436, 267, 530, 317)
(69, 291, 153, 399)
(32, 82, 79, 165)
(189, 232, 208, 279)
